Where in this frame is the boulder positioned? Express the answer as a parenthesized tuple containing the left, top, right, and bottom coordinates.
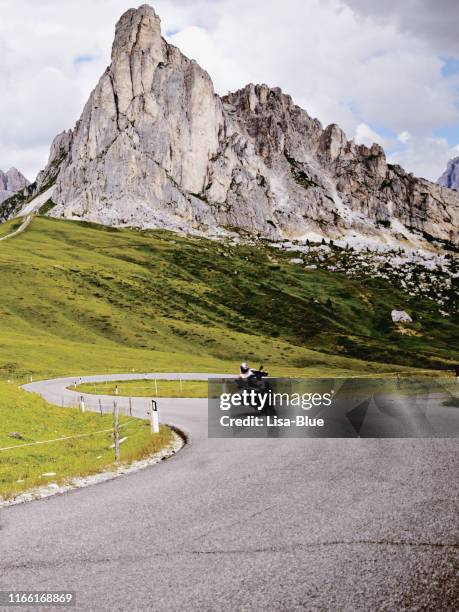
(391, 310, 413, 323)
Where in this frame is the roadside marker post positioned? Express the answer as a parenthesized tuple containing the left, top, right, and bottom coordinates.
(129, 397, 132, 416)
(113, 401, 120, 461)
(150, 400, 159, 434)
(99, 399, 103, 415)
(79, 395, 85, 413)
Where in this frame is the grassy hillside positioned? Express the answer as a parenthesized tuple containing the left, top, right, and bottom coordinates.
(0, 381, 173, 500)
(76, 379, 209, 398)
(0, 216, 456, 381)
(0, 217, 23, 238)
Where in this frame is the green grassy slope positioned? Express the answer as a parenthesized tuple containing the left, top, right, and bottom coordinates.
(0, 216, 456, 381)
(76, 379, 209, 398)
(0, 217, 23, 238)
(0, 381, 173, 500)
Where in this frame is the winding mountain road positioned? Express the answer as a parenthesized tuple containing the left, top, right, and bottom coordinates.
(0, 215, 32, 242)
(1, 373, 458, 611)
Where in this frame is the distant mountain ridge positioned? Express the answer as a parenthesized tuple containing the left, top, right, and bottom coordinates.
(0, 168, 29, 204)
(438, 156, 459, 191)
(1, 4, 458, 249)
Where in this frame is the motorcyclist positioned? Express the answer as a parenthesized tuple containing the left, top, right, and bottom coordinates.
(237, 362, 272, 416)
(238, 363, 269, 384)
(239, 362, 256, 380)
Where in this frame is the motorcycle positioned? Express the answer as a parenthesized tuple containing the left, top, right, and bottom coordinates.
(236, 365, 273, 414)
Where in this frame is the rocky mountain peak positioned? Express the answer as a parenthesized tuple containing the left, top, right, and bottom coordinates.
(438, 156, 459, 191)
(113, 3, 161, 49)
(0, 167, 29, 204)
(4, 3, 457, 249)
(110, 4, 163, 114)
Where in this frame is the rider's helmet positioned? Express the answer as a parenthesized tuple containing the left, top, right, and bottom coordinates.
(240, 362, 250, 374)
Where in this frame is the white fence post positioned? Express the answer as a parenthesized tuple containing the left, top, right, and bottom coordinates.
(113, 401, 120, 461)
(150, 400, 159, 434)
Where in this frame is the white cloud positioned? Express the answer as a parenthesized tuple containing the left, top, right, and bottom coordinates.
(389, 136, 459, 181)
(0, 0, 139, 179)
(168, 25, 250, 92)
(0, 0, 458, 183)
(344, 0, 459, 56)
(397, 131, 411, 144)
(354, 123, 391, 148)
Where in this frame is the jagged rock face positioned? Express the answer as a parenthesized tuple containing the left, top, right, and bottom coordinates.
(47, 5, 222, 231)
(0, 168, 29, 204)
(33, 4, 458, 245)
(438, 156, 459, 191)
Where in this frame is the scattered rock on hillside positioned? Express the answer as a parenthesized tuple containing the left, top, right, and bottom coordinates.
(8, 432, 24, 440)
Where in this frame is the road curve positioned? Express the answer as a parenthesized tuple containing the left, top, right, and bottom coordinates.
(1, 373, 458, 611)
(0, 215, 32, 242)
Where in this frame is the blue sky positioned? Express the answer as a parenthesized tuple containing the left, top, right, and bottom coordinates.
(0, 0, 458, 181)
(74, 54, 97, 64)
(438, 58, 459, 147)
(441, 57, 459, 78)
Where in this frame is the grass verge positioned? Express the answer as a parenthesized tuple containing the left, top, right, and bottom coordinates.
(75, 379, 208, 398)
(0, 382, 173, 501)
(443, 396, 459, 407)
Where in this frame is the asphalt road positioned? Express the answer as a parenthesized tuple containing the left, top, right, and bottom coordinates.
(1, 374, 458, 611)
